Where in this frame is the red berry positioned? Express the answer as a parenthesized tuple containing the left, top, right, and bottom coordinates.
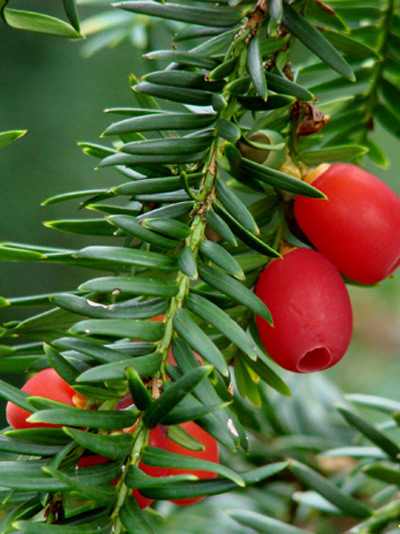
(294, 163, 400, 284)
(6, 368, 76, 429)
(255, 247, 353, 373)
(166, 421, 219, 506)
(77, 426, 168, 509)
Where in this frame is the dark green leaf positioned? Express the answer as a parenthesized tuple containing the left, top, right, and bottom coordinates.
(282, 3, 354, 80)
(104, 113, 215, 135)
(171, 338, 245, 450)
(178, 246, 198, 279)
(141, 446, 244, 486)
(322, 28, 380, 59)
(41, 188, 110, 206)
(138, 462, 287, 499)
(76, 352, 162, 382)
(120, 496, 155, 534)
(208, 58, 237, 81)
(52, 293, 169, 320)
(144, 50, 217, 70)
(44, 218, 115, 236)
(198, 262, 272, 323)
(200, 239, 244, 279)
(0, 378, 33, 412)
(0, 435, 61, 457)
(99, 148, 207, 167)
(3, 8, 83, 38)
(64, 427, 133, 459)
(214, 203, 281, 258)
(53, 337, 154, 364)
(380, 78, 400, 117)
(126, 366, 152, 411)
(363, 463, 400, 485)
(161, 400, 231, 425)
(62, 0, 80, 31)
(43, 465, 117, 505)
(306, 0, 347, 32)
(121, 135, 212, 156)
(186, 293, 257, 359)
(75, 246, 177, 271)
(242, 352, 291, 396)
(248, 35, 268, 100)
(239, 158, 326, 198)
(215, 179, 259, 234)
(167, 423, 205, 451)
(28, 406, 139, 429)
(376, 104, 400, 139)
(143, 366, 213, 428)
(237, 94, 294, 111)
(71, 318, 164, 341)
(115, 1, 243, 27)
(173, 308, 229, 376)
(218, 119, 241, 141)
(134, 81, 214, 106)
(4, 427, 70, 445)
(205, 210, 237, 245)
(113, 173, 202, 196)
(137, 201, 194, 222)
(44, 344, 79, 384)
(143, 70, 222, 90)
(265, 71, 313, 101)
(79, 276, 178, 298)
(301, 145, 368, 165)
(365, 138, 389, 168)
(107, 215, 180, 249)
(126, 465, 197, 488)
(336, 404, 400, 459)
(289, 460, 372, 518)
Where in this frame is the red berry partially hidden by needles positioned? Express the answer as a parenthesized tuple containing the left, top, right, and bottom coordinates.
(78, 426, 168, 509)
(294, 163, 400, 284)
(6, 368, 76, 429)
(166, 421, 219, 506)
(255, 247, 353, 373)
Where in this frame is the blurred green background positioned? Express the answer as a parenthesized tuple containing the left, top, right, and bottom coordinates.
(1, 0, 400, 401)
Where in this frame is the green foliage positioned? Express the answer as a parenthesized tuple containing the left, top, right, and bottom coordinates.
(2, 0, 400, 532)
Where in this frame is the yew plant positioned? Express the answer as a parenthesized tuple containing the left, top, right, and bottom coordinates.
(2, 0, 400, 532)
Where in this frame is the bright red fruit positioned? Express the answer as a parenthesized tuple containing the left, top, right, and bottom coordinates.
(255, 247, 353, 373)
(166, 421, 219, 506)
(294, 163, 400, 284)
(78, 426, 168, 509)
(6, 368, 76, 429)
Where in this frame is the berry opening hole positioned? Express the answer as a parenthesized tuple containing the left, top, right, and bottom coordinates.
(297, 347, 331, 373)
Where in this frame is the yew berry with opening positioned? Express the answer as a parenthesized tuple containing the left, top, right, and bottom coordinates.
(255, 247, 353, 373)
(294, 163, 400, 284)
(166, 421, 219, 506)
(6, 368, 77, 429)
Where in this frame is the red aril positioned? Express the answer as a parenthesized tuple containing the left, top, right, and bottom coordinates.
(6, 368, 76, 429)
(294, 163, 400, 284)
(255, 247, 353, 373)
